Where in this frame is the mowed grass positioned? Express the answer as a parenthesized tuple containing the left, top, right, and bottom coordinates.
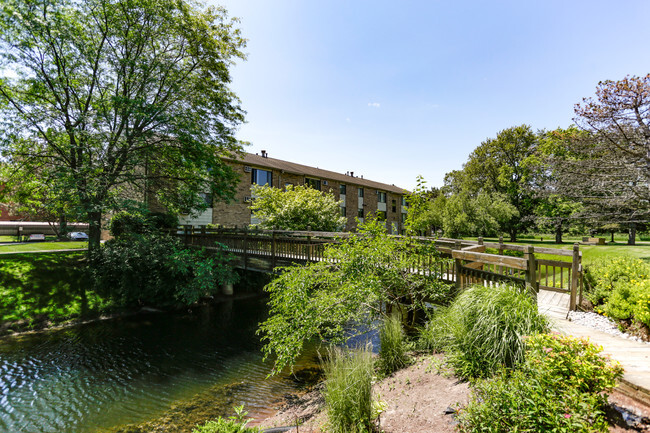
(0, 241, 87, 254)
(466, 236, 650, 265)
(0, 251, 107, 325)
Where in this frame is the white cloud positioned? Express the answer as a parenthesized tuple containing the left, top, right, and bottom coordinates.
(367, 102, 381, 108)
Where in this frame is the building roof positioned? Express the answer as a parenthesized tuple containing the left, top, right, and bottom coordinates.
(227, 152, 407, 195)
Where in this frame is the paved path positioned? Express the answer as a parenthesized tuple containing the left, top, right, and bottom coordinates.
(538, 289, 650, 405)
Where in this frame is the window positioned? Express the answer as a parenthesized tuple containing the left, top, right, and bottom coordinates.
(358, 187, 364, 198)
(339, 184, 346, 195)
(305, 178, 321, 191)
(377, 191, 386, 203)
(391, 199, 397, 213)
(376, 211, 386, 221)
(401, 213, 407, 223)
(251, 168, 272, 186)
(358, 208, 364, 218)
(401, 196, 408, 207)
(341, 206, 347, 217)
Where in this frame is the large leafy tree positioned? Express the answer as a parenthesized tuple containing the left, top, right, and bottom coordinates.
(0, 0, 246, 251)
(462, 125, 542, 241)
(549, 76, 650, 244)
(250, 184, 346, 231)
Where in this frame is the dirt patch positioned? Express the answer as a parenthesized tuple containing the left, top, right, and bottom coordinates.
(254, 354, 469, 433)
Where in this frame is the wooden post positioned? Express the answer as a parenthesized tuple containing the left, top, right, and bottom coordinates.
(570, 243, 580, 311)
(271, 231, 277, 268)
(454, 240, 462, 289)
(243, 226, 248, 270)
(306, 226, 312, 262)
(498, 235, 504, 275)
(524, 245, 537, 299)
(478, 236, 483, 246)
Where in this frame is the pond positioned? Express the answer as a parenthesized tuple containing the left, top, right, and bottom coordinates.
(0, 297, 319, 433)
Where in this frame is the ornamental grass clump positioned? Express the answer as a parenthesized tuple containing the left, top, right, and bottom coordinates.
(323, 346, 375, 433)
(378, 313, 409, 375)
(457, 333, 623, 433)
(419, 283, 549, 379)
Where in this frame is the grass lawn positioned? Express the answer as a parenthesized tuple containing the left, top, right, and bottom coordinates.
(0, 251, 108, 326)
(464, 236, 650, 264)
(0, 241, 87, 254)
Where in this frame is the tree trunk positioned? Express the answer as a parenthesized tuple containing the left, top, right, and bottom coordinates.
(611, 231, 615, 243)
(88, 211, 102, 253)
(509, 228, 517, 243)
(58, 213, 68, 239)
(628, 223, 637, 245)
(555, 221, 563, 244)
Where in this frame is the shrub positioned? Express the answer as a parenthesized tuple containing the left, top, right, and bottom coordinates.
(323, 346, 375, 433)
(584, 256, 650, 306)
(525, 333, 623, 395)
(109, 210, 179, 239)
(192, 417, 259, 433)
(378, 314, 409, 375)
(91, 234, 238, 307)
(457, 333, 623, 433)
(420, 284, 549, 379)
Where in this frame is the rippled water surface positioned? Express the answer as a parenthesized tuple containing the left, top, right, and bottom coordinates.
(0, 297, 314, 433)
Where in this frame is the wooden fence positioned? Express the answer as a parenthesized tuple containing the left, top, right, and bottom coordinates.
(178, 227, 583, 310)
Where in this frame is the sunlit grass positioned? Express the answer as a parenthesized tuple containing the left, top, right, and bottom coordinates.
(0, 241, 87, 254)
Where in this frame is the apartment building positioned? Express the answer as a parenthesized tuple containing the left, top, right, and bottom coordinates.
(179, 151, 408, 233)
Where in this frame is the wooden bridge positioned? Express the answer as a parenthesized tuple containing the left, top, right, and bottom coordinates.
(178, 226, 583, 312)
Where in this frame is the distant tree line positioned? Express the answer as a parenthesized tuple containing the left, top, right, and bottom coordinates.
(405, 74, 650, 245)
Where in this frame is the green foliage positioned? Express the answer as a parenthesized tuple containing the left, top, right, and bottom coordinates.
(91, 234, 238, 307)
(323, 347, 375, 433)
(457, 334, 623, 433)
(109, 210, 179, 239)
(192, 405, 259, 433)
(525, 334, 623, 395)
(420, 284, 549, 379)
(378, 314, 409, 375)
(457, 369, 607, 433)
(404, 175, 434, 235)
(459, 125, 542, 241)
(584, 255, 650, 306)
(441, 191, 518, 238)
(259, 217, 452, 373)
(250, 184, 346, 231)
(0, 0, 245, 250)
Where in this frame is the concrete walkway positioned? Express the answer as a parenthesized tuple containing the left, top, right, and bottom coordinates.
(538, 289, 650, 405)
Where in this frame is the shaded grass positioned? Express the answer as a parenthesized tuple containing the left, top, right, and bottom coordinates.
(0, 251, 108, 326)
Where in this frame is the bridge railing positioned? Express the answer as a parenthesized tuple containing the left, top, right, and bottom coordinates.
(177, 227, 583, 310)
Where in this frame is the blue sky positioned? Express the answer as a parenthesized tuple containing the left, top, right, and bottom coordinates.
(212, 0, 650, 190)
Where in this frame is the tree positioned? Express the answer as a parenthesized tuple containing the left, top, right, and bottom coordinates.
(0, 0, 246, 251)
(462, 125, 542, 241)
(549, 76, 650, 245)
(250, 184, 346, 231)
(259, 217, 451, 374)
(441, 191, 518, 238)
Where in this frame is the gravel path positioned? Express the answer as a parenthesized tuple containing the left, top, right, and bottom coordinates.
(567, 311, 649, 345)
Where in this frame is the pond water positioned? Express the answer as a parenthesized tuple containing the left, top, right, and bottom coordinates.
(0, 297, 319, 433)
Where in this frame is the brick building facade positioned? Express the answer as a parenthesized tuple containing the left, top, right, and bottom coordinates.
(179, 151, 408, 233)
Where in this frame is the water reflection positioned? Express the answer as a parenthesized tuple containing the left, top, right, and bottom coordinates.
(0, 297, 315, 433)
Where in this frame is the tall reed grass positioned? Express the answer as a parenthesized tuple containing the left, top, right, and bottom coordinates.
(378, 313, 408, 375)
(419, 283, 549, 379)
(323, 346, 375, 433)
